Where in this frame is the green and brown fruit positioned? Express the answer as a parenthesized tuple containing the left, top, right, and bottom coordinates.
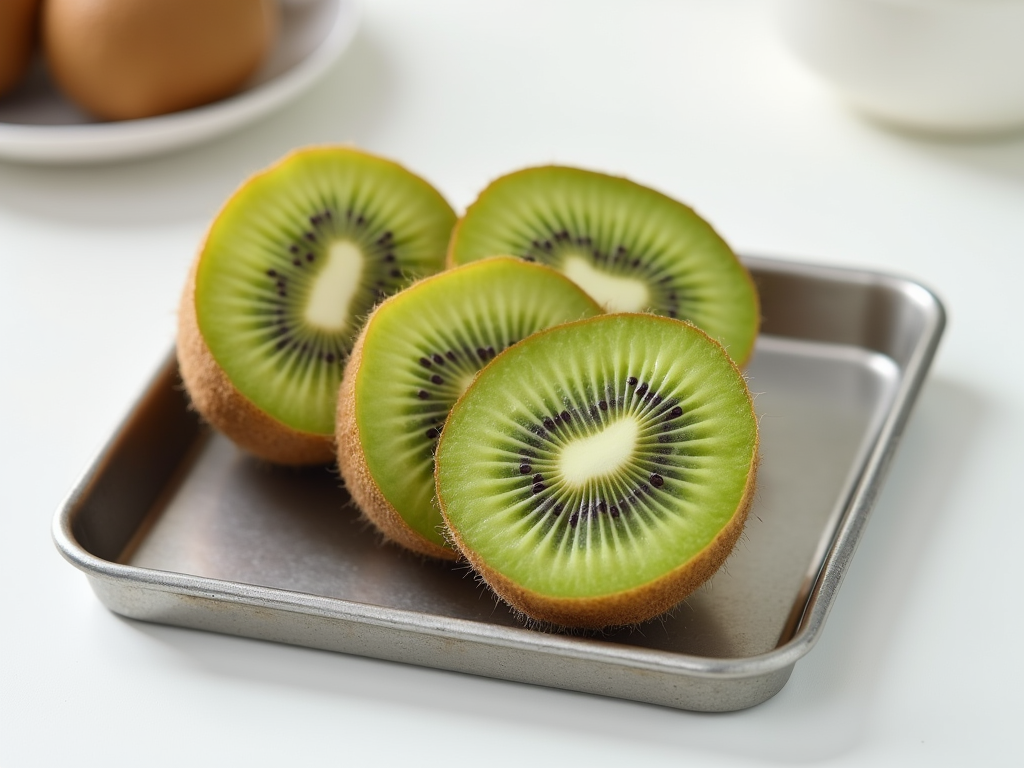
(435, 313, 759, 628)
(337, 257, 603, 559)
(178, 146, 456, 465)
(448, 166, 760, 366)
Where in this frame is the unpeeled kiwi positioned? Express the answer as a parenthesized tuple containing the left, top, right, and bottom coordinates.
(178, 146, 456, 465)
(435, 313, 759, 628)
(337, 257, 603, 559)
(43, 0, 278, 120)
(448, 166, 760, 366)
(0, 0, 39, 98)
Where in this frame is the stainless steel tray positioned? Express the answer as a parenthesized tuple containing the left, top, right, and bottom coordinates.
(52, 256, 945, 712)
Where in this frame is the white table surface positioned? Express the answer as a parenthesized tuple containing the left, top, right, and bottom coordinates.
(2, 1, 1022, 765)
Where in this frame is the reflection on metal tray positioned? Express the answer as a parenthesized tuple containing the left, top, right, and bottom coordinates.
(52, 256, 945, 712)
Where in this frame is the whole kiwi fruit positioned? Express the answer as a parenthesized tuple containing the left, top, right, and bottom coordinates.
(43, 0, 279, 120)
(0, 0, 40, 98)
(435, 313, 759, 629)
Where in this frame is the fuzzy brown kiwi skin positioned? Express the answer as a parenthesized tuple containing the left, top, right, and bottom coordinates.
(336, 298, 457, 561)
(434, 313, 759, 629)
(177, 260, 335, 466)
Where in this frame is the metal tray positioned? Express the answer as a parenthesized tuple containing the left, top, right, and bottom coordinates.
(52, 256, 945, 712)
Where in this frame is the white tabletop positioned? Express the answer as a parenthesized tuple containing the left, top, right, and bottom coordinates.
(2, 1, 1022, 765)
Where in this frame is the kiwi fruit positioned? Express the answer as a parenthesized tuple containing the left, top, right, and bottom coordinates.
(434, 313, 758, 628)
(43, 0, 278, 120)
(178, 146, 456, 465)
(448, 166, 760, 366)
(0, 0, 39, 98)
(337, 257, 603, 559)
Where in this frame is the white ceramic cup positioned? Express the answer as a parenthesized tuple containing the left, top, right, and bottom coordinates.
(774, 0, 1024, 135)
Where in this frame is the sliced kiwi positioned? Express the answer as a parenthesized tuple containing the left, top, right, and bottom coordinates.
(435, 313, 758, 628)
(337, 257, 603, 559)
(178, 146, 456, 465)
(448, 166, 760, 366)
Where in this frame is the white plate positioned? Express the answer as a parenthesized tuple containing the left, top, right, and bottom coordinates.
(0, 0, 359, 164)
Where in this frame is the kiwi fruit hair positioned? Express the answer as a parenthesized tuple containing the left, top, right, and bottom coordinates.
(434, 313, 759, 628)
(43, 0, 278, 120)
(448, 166, 760, 366)
(337, 257, 603, 559)
(178, 146, 456, 465)
(0, 0, 40, 98)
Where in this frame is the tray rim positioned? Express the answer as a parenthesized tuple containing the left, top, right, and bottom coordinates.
(51, 255, 947, 695)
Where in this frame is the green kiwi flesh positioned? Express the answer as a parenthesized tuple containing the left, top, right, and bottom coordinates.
(435, 313, 758, 628)
(448, 166, 760, 366)
(337, 257, 603, 558)
(186, 146, 455, 458)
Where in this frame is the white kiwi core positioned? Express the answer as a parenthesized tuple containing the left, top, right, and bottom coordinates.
(557, 416, 640, 487)
(304, 240, 364, 331)
(561, 255, 650, 313)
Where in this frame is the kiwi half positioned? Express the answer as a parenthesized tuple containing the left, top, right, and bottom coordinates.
(435, 313, 758, 628)
(448, 166, 760, 366)
(178, 146, 456, 465)
(337, 257, 603, 559)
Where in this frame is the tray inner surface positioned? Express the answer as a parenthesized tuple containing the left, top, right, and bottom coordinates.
(122, 334, 898, 660)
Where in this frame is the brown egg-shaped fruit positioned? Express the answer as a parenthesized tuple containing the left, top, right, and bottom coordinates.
(0, 0, 40, 97)
(42, 0, 279, 120)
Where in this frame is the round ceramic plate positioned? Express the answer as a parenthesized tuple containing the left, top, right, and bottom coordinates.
(0, 0, 359, 164)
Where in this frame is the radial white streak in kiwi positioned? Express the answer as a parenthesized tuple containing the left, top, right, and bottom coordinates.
(556, 417, 640, 487)
(304, 240, 364, 331)
(561, 255, 650, 313)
